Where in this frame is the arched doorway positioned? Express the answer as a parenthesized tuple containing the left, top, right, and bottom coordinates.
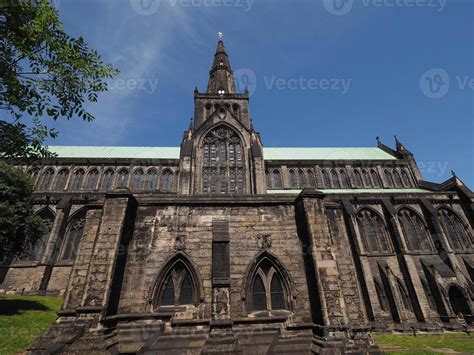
(448, 285, 472, 324)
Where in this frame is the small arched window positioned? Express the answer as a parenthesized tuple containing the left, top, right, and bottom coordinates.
(371, 169, 381, 187)
(160, 169, 173, 191)
(116, 169, 129, 188)
(340, 169, 350, 188)
(438, 209, 472, 251)
(71, 169, 85, 191)
(272, 170, 282, 189)
(85, 169, 99, 190)
(322, 170, 331, 188)
(249, 258, 288, 312)
(357, 209, 392, 254)
(298, 169, 306, 188)
(398, 209, 432, 252)
(362, 170, 371, 187)
(28, 168, 39, 186)
(331, 170, 340, 188)
(289, 169, 297, 188)
(131, 169, 144, 190)
(393, 170, 403, 188)
(145, 169, 158, 190)
(307, 170, 316, 188)
(384, 170, 394, 188)
(39, 168, 54, 190)
(101, 169, 114, 190)
(55, 169, 69, 190)
(265, 170, 271, 189)
(60, 210, 85, 261)
(401, 170, 412, 187)
(353, 169, 362, 188)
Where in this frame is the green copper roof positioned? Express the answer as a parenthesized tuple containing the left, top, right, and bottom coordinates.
(267, 189, 432, 194)
(48, 146, 396, 161)
(263, 147, 396, 160)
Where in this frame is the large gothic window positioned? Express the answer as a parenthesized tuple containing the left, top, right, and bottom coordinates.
(116, 169, 129, 188)
(330, 170, 340, 188)
(298, 169, 306, 188)
(202, 126, 244, 194)
(55, 169, 69, 190)
(39, 168, 54, 190)
(322, 170, 331, 188)
(60, 210, 86, 261)
(154, 256, 200, 307)
(438, 209, 472, 251)
(21, 209, 55, 261)
(384, 170, 394, 188)
(340, 169, 350, 188)
(362, 170, 371, 187)
(393, 170, 403, 188)
(85, 169, 99, 190)
(371, 169, 381, 188)
(249, 257, 288, 312)
(353, 170, 363, 188)
(289, 169, 297, 188)
(398, 209, 433, 252)
(357, 209, 392, 254)
(307, 170, 316, 188)
(28, 168, 39, 186)
(401, 170, 412, 187)
(272, 170, 282, 189)
(131, 169, 144, 190)
(101, 169, 114, 190)
(71, 169, 85, 191)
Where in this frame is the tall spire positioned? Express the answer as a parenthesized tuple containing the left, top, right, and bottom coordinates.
(207, 34, 237, 94)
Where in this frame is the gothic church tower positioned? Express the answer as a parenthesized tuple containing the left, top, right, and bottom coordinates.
(179, 38, 266, 194)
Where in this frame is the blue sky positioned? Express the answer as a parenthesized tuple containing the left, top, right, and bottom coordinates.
(47, 0, 473, 186)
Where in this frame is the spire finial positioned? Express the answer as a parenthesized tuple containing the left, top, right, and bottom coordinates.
(218, 32, 223, 40)
(451, 170, 456, 178)
(376, 136, 380, 144)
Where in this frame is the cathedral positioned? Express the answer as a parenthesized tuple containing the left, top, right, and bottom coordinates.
(1, 39, 473, 354)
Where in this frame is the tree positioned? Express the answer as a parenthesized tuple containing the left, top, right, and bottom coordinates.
(0, 161, 45, 263)
(0, 0, 119, 161)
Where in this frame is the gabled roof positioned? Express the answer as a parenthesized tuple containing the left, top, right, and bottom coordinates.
(48, 146, 396, 161)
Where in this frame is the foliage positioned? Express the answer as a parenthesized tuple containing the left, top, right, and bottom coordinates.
(0, 161, 45, 263)
(374, 332, 474, 354)
(0, 294, 63, 354)
(0, 0, 119, 160)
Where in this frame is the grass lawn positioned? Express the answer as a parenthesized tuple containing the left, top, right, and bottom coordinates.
(0, 294, 63, 355)
(374, 332, 474, 354)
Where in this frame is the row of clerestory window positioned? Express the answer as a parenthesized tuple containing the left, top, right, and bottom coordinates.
(29, 167, 175, 192)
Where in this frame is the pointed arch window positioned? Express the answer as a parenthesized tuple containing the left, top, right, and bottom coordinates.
(160, 169, 173, 191)
(322, 170, 331, 188)
(249, 259, 288, 312)
(289, 169, 297, 188)
(55, 169, 69, 190)
(131, 169, 144, 190)
(357, 209, 392, 254)
(28, 168, 39, 186)
(145, 169, 158, 190)
(393, 170, 403, 187)
(340, 169, 350, 188)
(202, 126, 245, 194)
(101, 169, 114, 190)
(438, 209, 472, 251)
(21, 209, 55, 261)
(116, 169, 129, 188)
(353, 169, 362, 188)
(362, 170, 371, 187)
(307, 169, 316, 187)
(398, 209, 432, 252)
(374, 279, 388, 311)
(71, 169, 85, 191)
(401, 170, 412, 187)
(272, 170, 282, 189)
(298, 169, 306, 188)
(60, 210, 85, 261)
(39, 168, 54, 190)
(371, 169, 381, 187)
(397, 279, 413, 312)
(85, 169, 99, 190)
(265, 170, 271, 189)
(154, 256, 200, 307)
(384, 170, 394, 187)
(331, 170, 340, 188)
